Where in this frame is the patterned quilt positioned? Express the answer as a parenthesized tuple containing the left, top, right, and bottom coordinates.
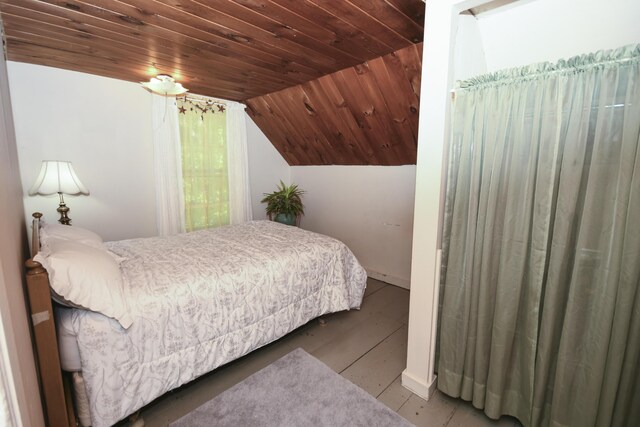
(66, 221, 367, 426)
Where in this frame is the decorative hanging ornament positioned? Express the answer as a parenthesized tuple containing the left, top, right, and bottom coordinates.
(141, 74, 188, 96)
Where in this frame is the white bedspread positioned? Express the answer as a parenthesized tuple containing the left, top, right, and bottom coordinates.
(66, 221, 366, 426)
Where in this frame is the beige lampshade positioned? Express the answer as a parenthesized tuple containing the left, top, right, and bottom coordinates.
(28, 161, 89, 196)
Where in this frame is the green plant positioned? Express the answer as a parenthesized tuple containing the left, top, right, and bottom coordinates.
(261, 180, 305, 219)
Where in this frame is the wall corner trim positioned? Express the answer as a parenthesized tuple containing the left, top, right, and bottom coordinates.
(365, 269, 410, 289)
(401, 369, 437, 401)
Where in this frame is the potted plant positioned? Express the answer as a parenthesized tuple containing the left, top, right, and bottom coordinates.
(261, 180, 305, 226)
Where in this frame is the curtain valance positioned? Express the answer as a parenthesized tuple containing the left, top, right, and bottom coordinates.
(456, 44, 640, 91)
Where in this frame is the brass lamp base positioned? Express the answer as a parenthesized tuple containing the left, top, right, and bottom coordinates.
(57, 193, 72, 225)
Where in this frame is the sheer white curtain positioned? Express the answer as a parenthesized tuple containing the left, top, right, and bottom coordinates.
(225, 100, 253, 224)
(151, 94, 185, 236)
(152, 95, 252, 234)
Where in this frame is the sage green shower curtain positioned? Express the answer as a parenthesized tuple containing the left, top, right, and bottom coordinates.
(437, 45, 640, 427)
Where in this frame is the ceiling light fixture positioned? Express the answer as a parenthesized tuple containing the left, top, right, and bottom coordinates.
(141, 74, 188, 96)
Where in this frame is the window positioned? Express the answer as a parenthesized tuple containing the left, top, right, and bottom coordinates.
(178, 98, 229, 231)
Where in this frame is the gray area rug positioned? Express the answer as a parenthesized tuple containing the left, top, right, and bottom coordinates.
(170, 348, 414, 427)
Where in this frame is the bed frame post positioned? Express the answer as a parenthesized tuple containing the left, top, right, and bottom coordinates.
(25, 213, 75, 426)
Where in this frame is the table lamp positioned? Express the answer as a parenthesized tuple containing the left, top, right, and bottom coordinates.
(28, 161, 89, 225)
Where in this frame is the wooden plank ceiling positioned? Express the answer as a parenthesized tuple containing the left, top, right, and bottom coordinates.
(0, 0, 424, 102)
(0, 0, 425, 165)
(247, 43, 422, 166)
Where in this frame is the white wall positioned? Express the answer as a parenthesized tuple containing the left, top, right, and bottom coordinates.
(291, 166, 416, 288)
(476, 0, 640, 72)
(8, 64, 417, 288)
(0, 51, 45, 425)
(8, 62, 157, 241)
(246, 117, 291, 220)
(7, 63, 291, 240)
(246, 111, 418, 288)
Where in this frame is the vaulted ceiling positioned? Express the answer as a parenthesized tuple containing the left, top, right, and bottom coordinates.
(0, 0, 425, 165)
(247, 42, 422, 165)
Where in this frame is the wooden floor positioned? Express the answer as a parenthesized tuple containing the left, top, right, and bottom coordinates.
(137, 278, 522, 427)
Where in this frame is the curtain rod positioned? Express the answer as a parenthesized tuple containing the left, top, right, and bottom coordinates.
(181, 93, 226, 104)
(181, 93, 246, 107)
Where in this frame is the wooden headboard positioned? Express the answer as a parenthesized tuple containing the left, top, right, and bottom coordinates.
(24, 213, 75, 427)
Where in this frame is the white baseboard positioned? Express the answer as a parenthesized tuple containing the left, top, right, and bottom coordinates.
(365, 269, 410, 289)
(401, 369, 437, 401)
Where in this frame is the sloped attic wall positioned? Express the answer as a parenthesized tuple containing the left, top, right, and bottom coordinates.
(246, 43, 422, 166)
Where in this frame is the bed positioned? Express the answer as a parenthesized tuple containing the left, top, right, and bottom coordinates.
(24, 213, 367, 427)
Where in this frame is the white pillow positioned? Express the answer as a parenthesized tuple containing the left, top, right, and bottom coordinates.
(34, 240, 133, 329)
(41, 223, 104, 249)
